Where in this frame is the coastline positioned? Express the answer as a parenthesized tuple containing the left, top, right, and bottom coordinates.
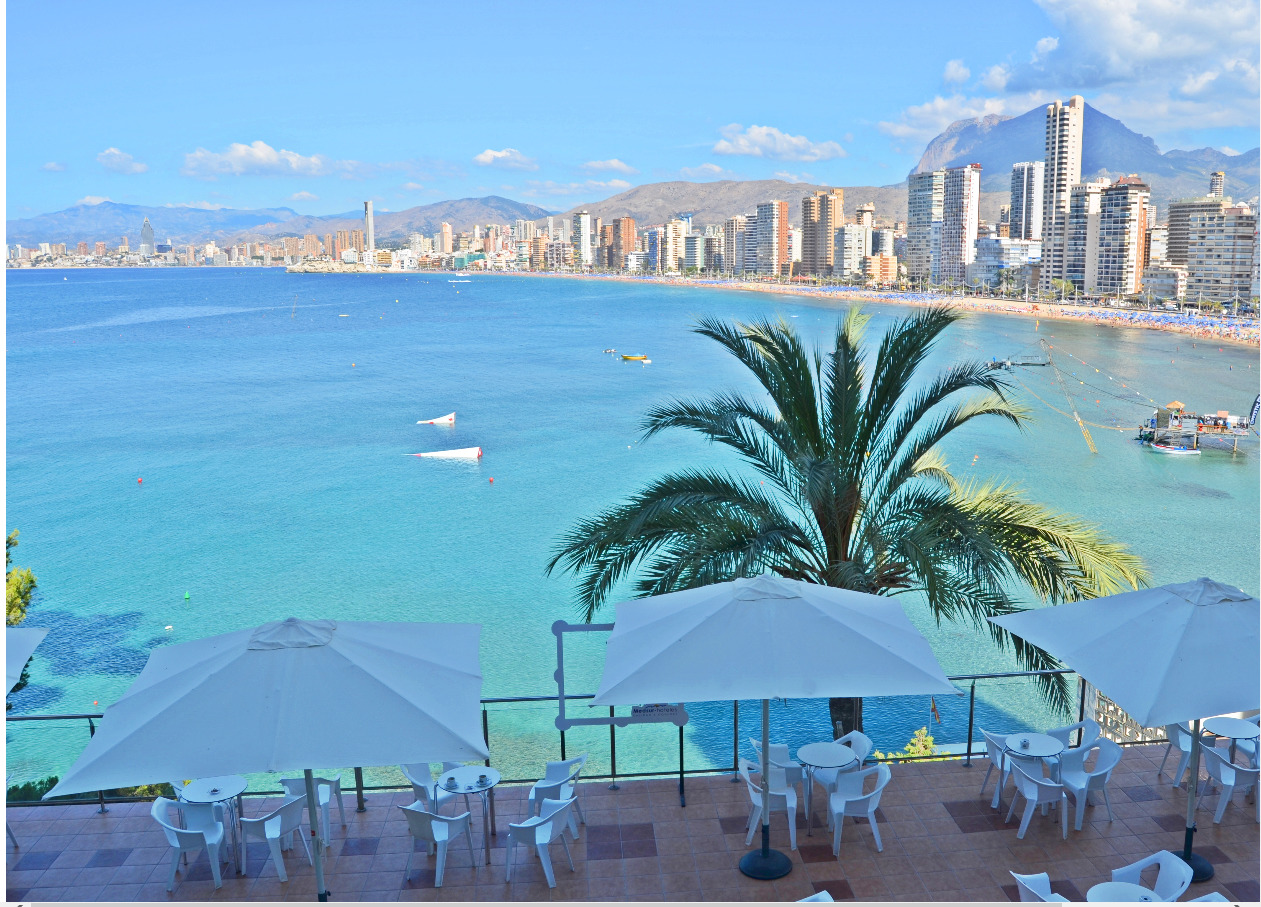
(503, 270, 1260, 346)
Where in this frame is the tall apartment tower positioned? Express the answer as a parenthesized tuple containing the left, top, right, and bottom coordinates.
(1064, 180, 1108, 292)
(939, 164, 981, 284)
(723, 216, 747, 274)
(364, 201, 375, 252)
(755, 201, 790, 275)
(572, 211, 593, 267)
(1209, 171, 1225, 198)
(440, 222, 454, 255)
(611, 217, 637, 269)
(1186, 204, 1257, 302)
(854, 203, 875, 228)
(1009, 162, 1045, 240)
(800, 189, 844, 275)
(1167, 196, 1229, 266)
(907, 171, 945, 282)
(1038, 95, 1086, 292)
(139, 217, 155, 256)
(1095, 177, 1150, 295)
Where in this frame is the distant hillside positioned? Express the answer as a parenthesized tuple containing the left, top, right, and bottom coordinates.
(5, 201, 300, 247)
(554, 179, 1007, 229)
(913, 102, 1260, 215)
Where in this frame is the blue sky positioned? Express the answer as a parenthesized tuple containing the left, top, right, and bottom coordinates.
(7, 1, 1258, 218)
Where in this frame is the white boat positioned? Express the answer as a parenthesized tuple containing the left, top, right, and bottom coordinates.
(1149, 442, 1200, 456)
(410, 447, 482, 459)
(417, 412, 456, 425)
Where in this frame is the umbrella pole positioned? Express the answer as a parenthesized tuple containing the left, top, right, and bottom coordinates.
(738, 698, 791, 880)
(305, 769, 330, 901)
(1180, 719, 1214, 882)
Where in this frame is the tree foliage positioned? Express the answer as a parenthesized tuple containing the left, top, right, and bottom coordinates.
(7, 530, 38, 627)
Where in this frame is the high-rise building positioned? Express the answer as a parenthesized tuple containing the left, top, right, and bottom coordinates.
(834, 224, 871, 279)
(1167, 196, 1229, 266)
(612, 217, 636, 269)
(77, 241, 90, 256)
(1095, 176, 1150, 295)
(1209, 171, 1225, 198)
(967, 238, 1042, 288)
(364, 202, 375, 252)
(683, 233, 706, 271)
(703, 235, 723, 272)
(335, 230, 350, 258)
(324, 233, 334, 258)
(800, 189, 844, 275)
(1064, 180, 1108, 292)
(754, 200, 789, 275)
(907, 170, 945, 282)
(1009, 161, 1045, 240)
(572, 211, 592, 267)
(139, 217, 155, 256)
(939, 164, 981, 284)
(1038, 95, 1086, 292)
(94, 241, 107, 256)
(303, 234, 320, 258)
(1186, 204, 1257, 302)
(854, 203, 875, 229)
(723, 216, 747, 274)
(871, 229, 895, 258)
(440, 223, 454, 255)
(351, 230, 365, 253)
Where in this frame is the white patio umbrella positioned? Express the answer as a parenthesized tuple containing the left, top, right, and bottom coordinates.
(46, 618, 489, 901)
(990, 577, 1260, 882)
(7, 627, 49, 695)
(593, 574, 957, 880)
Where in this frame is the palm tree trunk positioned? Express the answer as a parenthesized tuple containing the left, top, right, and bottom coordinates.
(828, 696, 863, 737)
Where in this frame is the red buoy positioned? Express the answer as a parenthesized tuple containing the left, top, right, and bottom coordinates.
(489, 477, 494, 484)
(137, 477, 143, 484)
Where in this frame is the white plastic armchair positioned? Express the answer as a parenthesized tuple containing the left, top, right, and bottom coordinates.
(1047, 719, 1101, 752)
(980, 729, 1014, 807)
(828, 763, 890, 855)
(279, 776, 341, 847)
(399, 803, 477, 888)
(812, 731, 873, 803)
(1158, 723, 1212, 788)
(1199, 745, 1260, 824)
(1008, 870, 1069, 902)
(1058, 738, 1122, 831)
(527, 753, 586, 837)
(1005, 762, 1067, 840)
(151, 797, 226, 892)
(239, 796, 311, 881)
(505, 797, 577, 889)
(748, 737, 805, 795)
(401, 763, 461, 815)
(1110, 850, 1192, 901)
(1223, 714, 1260, 769)
(740, 758, 798, 850)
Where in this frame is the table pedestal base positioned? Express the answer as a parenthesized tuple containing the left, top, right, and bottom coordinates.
(739, 847, 792, 880)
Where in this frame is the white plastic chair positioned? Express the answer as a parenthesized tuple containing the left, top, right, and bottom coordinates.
(979, 729, 1012, 807)
(1058, 738, 1122, 831)
(740, 758, 798, 850)
(527, 753, 586, 837)
(1008, 870, 1069, 902)
(828, 763, 890, 855)
(1187, 893, 1232, 902)
(504, 797, 576, 889)
(401, 763, 462, 815)
(279, 776, 342, 846)
(798, 892, 835, 902)
(1110, 850, 1192, 901)
(748, 737, 805, 796)
(239, 796, 312, 881)
(1199, 745, 1260, 824)
(812, 731, 873, 804)
(1217, 714, 1260, 769)
(151, 797, 226, 892)
(1047, 719, 1101, 752)
(399, 803, 477, 888)
(1158, 723, 1211, 787)
(1005, 762, 1067, 840)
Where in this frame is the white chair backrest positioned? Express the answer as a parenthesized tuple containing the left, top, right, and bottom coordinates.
(1010, 870, 1053, 901)
(401, 803, 448, 842)
(1152, 851, 1193, 900)
(834, 763, 889, 805)
(1092, 738, 1123, 776)
(151, 798, 182, 847)
(1165, 723, 1192, 752)
(1010, 762, 1058, 799)
(274, 795, 308, 836)
(543, 754, 586, 783)
(535, 797, 574, 842)
(835, 731, 873, 763)
(1049, 719, 1101, 749)
(981, 729, 1007, 767)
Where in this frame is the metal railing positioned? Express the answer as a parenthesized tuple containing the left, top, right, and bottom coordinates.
(6, 667, 1171, 810)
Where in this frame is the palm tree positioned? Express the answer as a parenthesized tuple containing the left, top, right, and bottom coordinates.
(547, 306, 1148, 733)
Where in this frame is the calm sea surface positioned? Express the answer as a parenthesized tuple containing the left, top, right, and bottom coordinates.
(7, 268, 1259, 784)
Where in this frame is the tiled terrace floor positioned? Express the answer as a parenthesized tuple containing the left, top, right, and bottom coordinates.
(5, 744, 1257, 902)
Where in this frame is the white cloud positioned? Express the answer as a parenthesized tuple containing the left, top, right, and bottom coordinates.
(42, 161, 66, 172)
(680, 163, 727, 179)
(163, 201, 228, 209)
(77, 195, 111, 205)
(519, 178, 630, 199)
(402, 182, 425, 191)
(582, 158, 638, 175)
(289, 191, 319, 201)
(473, 148, 538, 170)
(713, 124, 846, 161)
(1180, 70, 1219, 96)
(182, 141, 338, 178)
(878, 93, 1048, 145)
(773, 171, 813, 183)
(1220, 145, 1241, 155)
(97, 147, 148, 174)
(1032, 36, 1059, 60)
(982, 64, 1011, 91)
(943, 59, 970, 84)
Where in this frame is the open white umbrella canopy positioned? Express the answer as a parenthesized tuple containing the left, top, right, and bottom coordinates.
(988, 577, 1259, 728)
(989, 577, 1259, 883)
(7, 627, 49, 695)
(593, 574, 955, 880)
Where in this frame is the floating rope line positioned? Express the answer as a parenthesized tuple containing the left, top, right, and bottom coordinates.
(1012, 374, 1135, 432)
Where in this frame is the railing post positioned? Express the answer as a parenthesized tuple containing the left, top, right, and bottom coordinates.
(87, 717, 108, 813)
(678, 725, 686, 807)
(608, 707, 619, 791)
(559, 729, 566, 762)
(731, 700, 740, 782)
(354, 767, 366, 812)
(1077, 675, 1087, 747)
(483, 707, 496, 837)
(964, 680, 977, 767)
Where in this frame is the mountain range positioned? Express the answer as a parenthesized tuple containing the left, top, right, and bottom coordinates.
(914, 102, 1259, 214)
(9, 101, 1258, 247)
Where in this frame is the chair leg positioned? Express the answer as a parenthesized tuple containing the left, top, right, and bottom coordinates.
(831, 811, 844, 857)
(1005, 794, 1019, 825)
(980, 762, 994, 795)
(1059, 796, 1067, 839)
(336, 789, 346, 827)
(573, 796, 586, 825)
(465, 829, 478, 870)
(1017, 800, 1035, 840)
(560, 834, 575, 872)
(1173, 748, 1192, 788)
(269, 836, 288, 882)
(788, 801, 798, 851)
(167, 848, 182, 891)
(1073, 792, 1088, 832)
(745, 806, 762, 845)
(537, 843, 556, 889)
(869, 811, 883, 852)
(1102, 787, 1114, 822)
(434, 840, 448, 888)
(1214, 784, 1234, 824)
(6, 822, 18, 849)
(404, 846, 414, 882)
(504, 839, 516, 882)
(239, 835, 249, 877)
(1157, 742, 1172, 778)
(207, 843, 223, 889)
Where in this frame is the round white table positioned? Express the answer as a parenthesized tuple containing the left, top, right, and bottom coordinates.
(797, 742, 857, 837)
(1086, 880, 1157, 901)
(1205, 716, 1260, 764)
(181, 775, 247, 872)
(437, 766, 501, 865)
(993, 734, 1064, 808)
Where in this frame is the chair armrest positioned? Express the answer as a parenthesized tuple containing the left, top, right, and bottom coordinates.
(1111, 855, 1155, 884)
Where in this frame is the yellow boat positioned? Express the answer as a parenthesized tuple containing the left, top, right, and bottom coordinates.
(621, 354, 648, 361)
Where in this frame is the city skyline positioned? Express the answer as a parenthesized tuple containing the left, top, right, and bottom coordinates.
(7, 1, 1258, 219)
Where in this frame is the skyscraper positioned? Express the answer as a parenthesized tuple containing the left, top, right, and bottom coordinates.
(1095, 177, 1150, 295)
(1186, 203, 1256, 302)
(364, 202, 375, 252)
(139, 217, 155, 256)
(1209, 171, 1225, 198)
(612, 217, 636, 269)
(907, 170, 944, 282)
(1009, 162, 1044, 240)
(723, 216, 747, 274)
(1064, 180, 1108, 292)
(440, 223, 454, 255)
(571, 211, 592, 267)
(754, 200, 789, 275)
(800, 189, 844, 276)
(1167, 196, 1228, 266)
(854, 203, 875, 228)
(939, 164, 981, 284)
(1039, 95, 1085, 292)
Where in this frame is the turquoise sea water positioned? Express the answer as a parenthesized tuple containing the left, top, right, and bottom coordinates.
(6, 268, 1259, 784)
